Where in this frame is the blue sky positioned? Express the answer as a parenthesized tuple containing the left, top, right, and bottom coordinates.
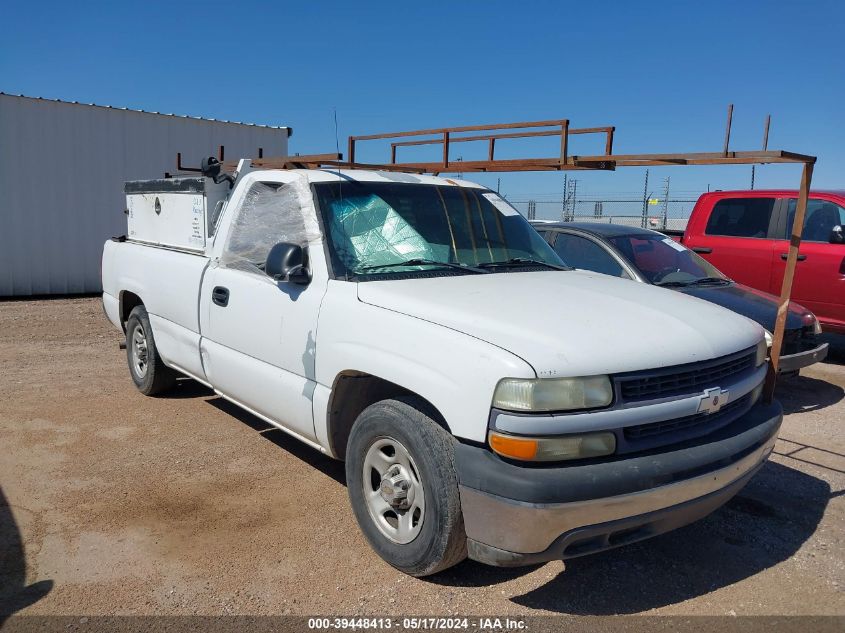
(3, 0, 843, 207)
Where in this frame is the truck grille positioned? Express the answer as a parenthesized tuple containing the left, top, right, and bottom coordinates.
(624, 393, 751, 442)
(617, 349, 756, 402)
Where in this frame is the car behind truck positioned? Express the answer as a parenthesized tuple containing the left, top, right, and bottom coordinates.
(531, 221, 828, 374)
(664, 189, 845, 335)
(103, 160, 779, 576)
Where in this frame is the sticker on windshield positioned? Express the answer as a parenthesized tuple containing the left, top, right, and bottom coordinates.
(482, 193, 520, 216)
(662, 237, 688, 252)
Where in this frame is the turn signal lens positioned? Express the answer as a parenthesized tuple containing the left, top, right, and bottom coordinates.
(489, 431, 616, 462)
(750, 382, 764, 406)
(488, 433, 538, 460)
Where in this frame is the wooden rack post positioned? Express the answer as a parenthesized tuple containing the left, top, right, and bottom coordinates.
(764, 161, 814, 402)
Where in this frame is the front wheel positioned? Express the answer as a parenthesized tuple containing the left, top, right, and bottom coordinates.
(346, 397, 467, 576)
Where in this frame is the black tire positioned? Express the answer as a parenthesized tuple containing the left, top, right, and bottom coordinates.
(125, 305, 177, 396)
(346, 397, 467, 576)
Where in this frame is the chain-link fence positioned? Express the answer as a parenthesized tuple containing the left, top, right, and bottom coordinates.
(509, 193, 702, 231)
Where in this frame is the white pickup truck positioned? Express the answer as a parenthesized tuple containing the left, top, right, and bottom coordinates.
(102, 159, 781, 576)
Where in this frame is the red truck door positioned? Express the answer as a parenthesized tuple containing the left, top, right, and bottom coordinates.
(769, 195, 845, 333)
(683, 194, 780, 291)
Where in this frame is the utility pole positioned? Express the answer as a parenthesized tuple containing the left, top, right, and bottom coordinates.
(661, 176, 670, 229)
(641, 169, 650, 228)
(527, 200, 536, 221)
(561, 174, 568, 221)
(496, 178, 501, 194)
(751, 114, 771, 190)
(566, 179, 578, 221)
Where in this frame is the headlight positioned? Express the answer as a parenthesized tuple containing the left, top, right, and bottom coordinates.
(763, 328, 773, 348)
(489, 430, 616, 462)
(755, 338, 768, 367)
(492, 376, 613, 412)
(800, 311, 823, 334)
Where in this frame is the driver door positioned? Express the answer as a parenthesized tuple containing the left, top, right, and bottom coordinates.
(769, 195, 845, 327)
(199, 176, 328, 442)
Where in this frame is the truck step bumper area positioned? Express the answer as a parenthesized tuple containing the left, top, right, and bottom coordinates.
(455, 401, 782, 567)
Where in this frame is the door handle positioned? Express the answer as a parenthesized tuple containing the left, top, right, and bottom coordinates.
(781, 253, 807, 261)
(692, 247, 712, 254)
(212, 286, 230, 307)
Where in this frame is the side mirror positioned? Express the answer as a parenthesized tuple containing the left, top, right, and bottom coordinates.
(265, 242, 311, 285)
(830, 225, 844, 244)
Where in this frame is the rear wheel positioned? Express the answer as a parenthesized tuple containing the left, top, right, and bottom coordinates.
(346, 397, 467, 576)
(125, 305, 177, 396)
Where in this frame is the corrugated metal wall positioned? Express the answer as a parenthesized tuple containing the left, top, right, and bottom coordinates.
(0, 94, 290, 296)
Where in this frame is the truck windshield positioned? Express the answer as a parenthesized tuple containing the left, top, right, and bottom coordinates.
(313, 181, 564, 279)
(608, 233, 729, 286)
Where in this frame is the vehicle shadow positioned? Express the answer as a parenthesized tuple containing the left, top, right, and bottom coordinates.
(819, 333, 845, 366)
(502, 461, 827, 614)
(0, 488, 53, 621)
(774, 437, 845, 476)
(775, 374, 844, 414)
(205, 397, 346, 485)
(160, 378, 215, 400)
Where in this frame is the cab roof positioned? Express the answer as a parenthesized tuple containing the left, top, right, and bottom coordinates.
(287, 168, 486, 188)
(699, 189, 845, 197)
(530, 221, 661, 238)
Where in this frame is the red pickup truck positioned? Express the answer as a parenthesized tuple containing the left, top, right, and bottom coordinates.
(667, 190, 845, 334)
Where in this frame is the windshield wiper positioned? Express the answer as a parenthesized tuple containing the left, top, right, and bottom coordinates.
(688, 277, 731, 286)
(477, 258, 570, 271)
(654, 280, 691, 287)
(355, 259, 487, 274)
(655, 276, 730, 287)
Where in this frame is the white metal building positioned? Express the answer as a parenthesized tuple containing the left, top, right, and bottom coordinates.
(0, 93, 291, 296)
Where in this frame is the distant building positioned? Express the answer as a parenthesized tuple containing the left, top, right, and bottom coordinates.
(0, 93, 291, 296)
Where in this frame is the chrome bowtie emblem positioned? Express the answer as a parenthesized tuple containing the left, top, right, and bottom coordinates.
(698, 387, 728, 414)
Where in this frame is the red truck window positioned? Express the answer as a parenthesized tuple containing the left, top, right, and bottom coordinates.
(704, 198, 776, 238)
(785, 199, 845, 242)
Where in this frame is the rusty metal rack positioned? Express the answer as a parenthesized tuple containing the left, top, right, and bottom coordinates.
(342, 115, 813, 174)
(208, 112, 813, 174)
(347, 119, 615, 172)
(174, 106, 817, 401)
(182, 110, 814, 177)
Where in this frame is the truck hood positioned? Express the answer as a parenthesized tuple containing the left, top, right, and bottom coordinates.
(676, 282, 810, 333)
(357, 270, 763, 377)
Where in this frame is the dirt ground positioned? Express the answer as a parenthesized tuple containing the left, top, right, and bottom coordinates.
(1, 296, 843, 617)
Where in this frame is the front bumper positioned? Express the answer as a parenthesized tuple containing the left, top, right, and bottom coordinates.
(455, 400, 782, 567)
(778, 342, 828, 373)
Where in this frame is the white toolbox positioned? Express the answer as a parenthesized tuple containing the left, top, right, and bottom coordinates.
(124, 178, 230, 252)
